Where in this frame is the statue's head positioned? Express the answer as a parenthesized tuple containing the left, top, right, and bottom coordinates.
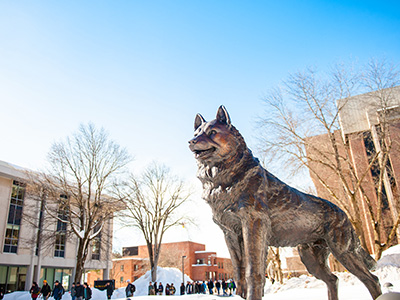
(189, 105, 245, 166)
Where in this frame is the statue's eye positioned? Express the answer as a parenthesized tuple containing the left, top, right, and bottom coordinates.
(209, 130, 217, 136)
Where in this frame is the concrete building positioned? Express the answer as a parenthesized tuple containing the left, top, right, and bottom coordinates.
(306, 87, 400, 255)
(111, 241, 233, 288)
(0, 160, 113, 293)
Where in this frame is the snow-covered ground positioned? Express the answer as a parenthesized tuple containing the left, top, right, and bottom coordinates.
(4, 245, 400, 300)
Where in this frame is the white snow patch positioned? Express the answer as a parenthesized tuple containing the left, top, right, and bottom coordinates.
(3, 246, 400, 300)
(378, 245, 400, 268)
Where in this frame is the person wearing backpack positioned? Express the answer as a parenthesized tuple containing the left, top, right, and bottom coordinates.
(125, 280, 135, 297)
(52, 281, 64, 300)
(83, 283, 92, 300)
(29, 282, 40, 300)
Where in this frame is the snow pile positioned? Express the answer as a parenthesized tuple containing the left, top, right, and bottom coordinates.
(378, 245, 400, 268)
(128, 266, 193, 296)
(3, 292, 31, 300)
(265, 245, 400, 298)
(3, 246, 400, 300)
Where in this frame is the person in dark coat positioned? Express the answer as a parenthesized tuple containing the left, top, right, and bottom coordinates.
(169, 283, 176, 295)
(125, 280, 135, 297)
(194, 282, 200, 294)
(165, 283, 170, 295)
(185, 282, 192, 295)
(207, 280, 214, 295)
(29, 282, 40, 300)
(70, 283, 76, 300)
(83, 283, 92, 300)
(148, 282, 155, 295)
(75, 282, 84, 300)
(0, 286, 4, 300)
(180, 283, 185, 295)
(222, 280, 227, 296)
(215, 280, 221, 295)
(51, 281, 64, 300)
(105, 282, 113, 300)
(158, 282, 164, 295)
(41, 280, 52, 300)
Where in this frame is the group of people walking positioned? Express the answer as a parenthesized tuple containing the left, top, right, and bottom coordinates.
(147, 281, 176, 295)
(29, 280, 92, 300)
(140, 279, 236, 296)
(185, 279, 236, 296)
(29, 280, 65, 300)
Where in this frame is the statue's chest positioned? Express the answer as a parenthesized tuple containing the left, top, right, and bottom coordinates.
(203, 184, 243, 231)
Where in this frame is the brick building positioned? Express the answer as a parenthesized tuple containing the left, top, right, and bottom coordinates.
(111, 241, 233, 288)
(305, 87, 400, 255)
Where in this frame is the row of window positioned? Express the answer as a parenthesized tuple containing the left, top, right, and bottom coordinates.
(120, 264, 140, 272)
(204, 271, 232, 280)
(3, 181, 25, 254)
(3, 181, 101, 260)
(205, 271, 231, 281)
(195, 259, 224, 269)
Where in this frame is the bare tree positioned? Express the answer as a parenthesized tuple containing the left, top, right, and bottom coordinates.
(266, 247, 283, 284)
(258, 59, 400, 259)
(22, 175, 76, 283)
(117, 163, 192, 281)
(45, 123, 131, 282)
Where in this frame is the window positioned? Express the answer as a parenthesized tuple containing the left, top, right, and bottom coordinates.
(363, 131, 391, 210)
(134, 265, 139, 271)
(121, 265, 124, 271)
(196, 259, 204, 264)
(54, 233, 66, 257)
(122, 246, 138, 256)
(120, 276, 124, 283)
(4, 181, 25, 253)
(91, 223, 101, 260)
(54, 195, 68, 257)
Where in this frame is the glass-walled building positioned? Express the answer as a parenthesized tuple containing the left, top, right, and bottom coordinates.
(0, 160, 113, 293)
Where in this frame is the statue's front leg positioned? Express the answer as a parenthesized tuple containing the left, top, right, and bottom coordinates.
(242, 216, 268, 300)
(223, 229, 246, 298)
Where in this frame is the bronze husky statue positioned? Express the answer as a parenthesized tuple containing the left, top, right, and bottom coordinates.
(189, 106, 381, 300)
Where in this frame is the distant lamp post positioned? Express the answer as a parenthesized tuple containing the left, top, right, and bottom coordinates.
(182, 255, 186, 284)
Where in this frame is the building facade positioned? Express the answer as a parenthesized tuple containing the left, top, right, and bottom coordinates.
(111, 241, 233, 288)
(0, 160, 113, 293)
(306, 87, 400, 255)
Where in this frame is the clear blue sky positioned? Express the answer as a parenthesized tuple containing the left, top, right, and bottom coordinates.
(1, 0, 399, 257)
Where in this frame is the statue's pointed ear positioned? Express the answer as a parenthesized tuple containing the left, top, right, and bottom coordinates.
(194, 113, 206, 130)
(216, 105, 231, 126)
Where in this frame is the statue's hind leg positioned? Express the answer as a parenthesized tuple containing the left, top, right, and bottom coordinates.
(327, 231, 381, 299)
(298, 241, 339, 300)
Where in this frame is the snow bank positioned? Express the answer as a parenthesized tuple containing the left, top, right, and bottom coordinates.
(264, 244, 400, 298)
(378, 245, 400, 268)
(4, 246, 400, 300)
(129, 266, 193, 296)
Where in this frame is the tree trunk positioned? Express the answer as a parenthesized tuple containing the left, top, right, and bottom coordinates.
(151, 252, 160, 282)
(74, 238, 89, 283)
